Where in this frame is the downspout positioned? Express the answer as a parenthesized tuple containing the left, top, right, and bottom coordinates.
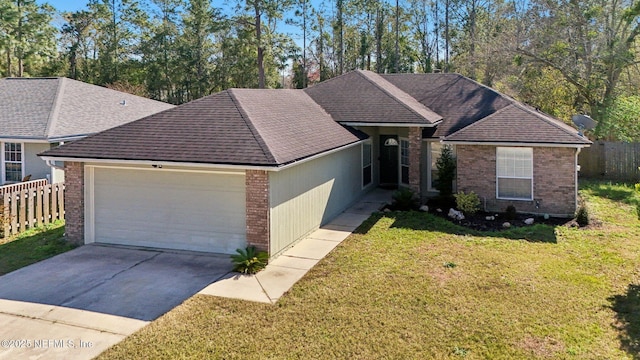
(46, 159, 64, 171)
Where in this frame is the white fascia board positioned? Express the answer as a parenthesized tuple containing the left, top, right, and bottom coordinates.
(0, 137, 49, 143)
(275, 141, 365, 171)
(39, 156, 277, 172)
(39, 140, 367, 173)
(441, 140, 590, 148)
(47, 134, 91, 142)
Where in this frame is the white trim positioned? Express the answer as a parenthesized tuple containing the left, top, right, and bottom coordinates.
(47, 134, 91, 142)
(84, 166, 95, 244)
(85, 164, 245, 176)
(442, 140, 589, 148)
(0, 138, 49, 143)
(399, 137, 410, 185)
(277, 142, 364, 171)
(1, 141, 25, 184)
(361, 140, 373, 189)
(496, 147, 534, 201)
(41, 141, 366, 173)
(340, 121, 440, 127)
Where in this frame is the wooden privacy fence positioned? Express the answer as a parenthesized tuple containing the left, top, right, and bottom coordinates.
(579, 141, 640, 181)
(0, 183, 65, 238)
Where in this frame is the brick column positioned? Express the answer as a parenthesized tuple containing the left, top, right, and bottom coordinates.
(245, 170, 270, 254)
(64, 162, 84, 245)
(408, 127, 422, 196)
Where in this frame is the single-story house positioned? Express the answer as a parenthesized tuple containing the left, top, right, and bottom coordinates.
(40, 70, 591, 257)
(0, 77, 174, 185)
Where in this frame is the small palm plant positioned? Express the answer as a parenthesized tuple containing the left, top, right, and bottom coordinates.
(231, 246, 269, 274)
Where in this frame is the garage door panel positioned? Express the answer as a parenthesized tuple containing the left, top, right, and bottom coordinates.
(91, 167, 246, 254)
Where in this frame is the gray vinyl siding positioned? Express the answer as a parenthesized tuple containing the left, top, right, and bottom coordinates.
(269, 145, 368, 256)
(24, 143, 52, 181)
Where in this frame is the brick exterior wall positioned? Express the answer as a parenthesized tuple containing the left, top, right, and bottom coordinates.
(245, 170, 270, 253)
(408, 127, 422, 196)
(456, 145, 578, 217)
(64, 162, 85, 245)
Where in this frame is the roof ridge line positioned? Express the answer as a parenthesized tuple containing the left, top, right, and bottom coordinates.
(356, 70, 441, 124)
(443, 104, 516, 139)
(227, 89, 278, 164)
(43, 77, 66, 141)
(450, 73, 518, 106)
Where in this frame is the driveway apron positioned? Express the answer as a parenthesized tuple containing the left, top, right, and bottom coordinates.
(0, 245, 232, 359)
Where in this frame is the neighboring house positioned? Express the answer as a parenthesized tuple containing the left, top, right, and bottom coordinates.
(40, 70, 591, 258)
(0, 77, 174, 186)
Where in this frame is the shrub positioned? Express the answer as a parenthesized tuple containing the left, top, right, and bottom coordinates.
(230, 246, 269, 274)
(454, 191, 481, 215)
(504, 205, 517, 220)
(391, 187, 419, 211)
(576, 205, 590, 227)
(436, 145, 456, 198)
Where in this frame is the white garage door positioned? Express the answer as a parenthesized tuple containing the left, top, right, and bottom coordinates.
(90, 167, 246, 254)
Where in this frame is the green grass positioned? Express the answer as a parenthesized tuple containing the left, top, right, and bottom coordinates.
(98, 180, 640, 359)
(0, 221, 76, 275)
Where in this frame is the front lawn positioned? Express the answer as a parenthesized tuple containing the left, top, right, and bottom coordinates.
(98, 180, 640, 359)
(0, 221, 75, 275)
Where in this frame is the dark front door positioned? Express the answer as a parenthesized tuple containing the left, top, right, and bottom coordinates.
(379, 135, 399, 187)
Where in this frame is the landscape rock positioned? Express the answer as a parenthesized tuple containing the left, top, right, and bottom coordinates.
(448, 208, 465, 221)
(485, 216, 495, 221)
(419, 205, 429, 212)
(502, 222, 511, 228)
(436, 208, 443, 213)
(524, 218, 535, 225)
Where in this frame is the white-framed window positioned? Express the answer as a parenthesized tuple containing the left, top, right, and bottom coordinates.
(496, 147, 533, 200)
(2, 142, 24, 183)
(400, 138, 409, 185)
(361, 140, 372, 188)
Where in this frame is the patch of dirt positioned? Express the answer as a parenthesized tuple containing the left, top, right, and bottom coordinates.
(519, 335, 566, 358)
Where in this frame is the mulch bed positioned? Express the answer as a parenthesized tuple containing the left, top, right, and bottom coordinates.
(384, 196, 578, 232)
(427, 207, 572, 232)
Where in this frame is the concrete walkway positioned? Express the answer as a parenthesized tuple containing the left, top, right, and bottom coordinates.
(199, 189, 391, 303)
(0, 299, 147, 360)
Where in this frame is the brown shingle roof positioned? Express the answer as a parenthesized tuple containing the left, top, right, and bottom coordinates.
(305, 70, 442, 125)
(443, 104, 591, 145)
(41, 89, 367, 166)
(381, 73, 512, 137)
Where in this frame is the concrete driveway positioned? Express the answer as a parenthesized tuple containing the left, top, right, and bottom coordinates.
(0, 245, 232, 359)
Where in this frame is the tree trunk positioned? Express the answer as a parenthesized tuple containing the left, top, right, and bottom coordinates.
(444, 0, 449, 72)
(337, 0, 343, 75)
(255, 1, 265, 88)
(302, 0, 306, 88)
(375, 6, 383, 73)
(394, 0, 399, 73)
(5, 47, 11, 77)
